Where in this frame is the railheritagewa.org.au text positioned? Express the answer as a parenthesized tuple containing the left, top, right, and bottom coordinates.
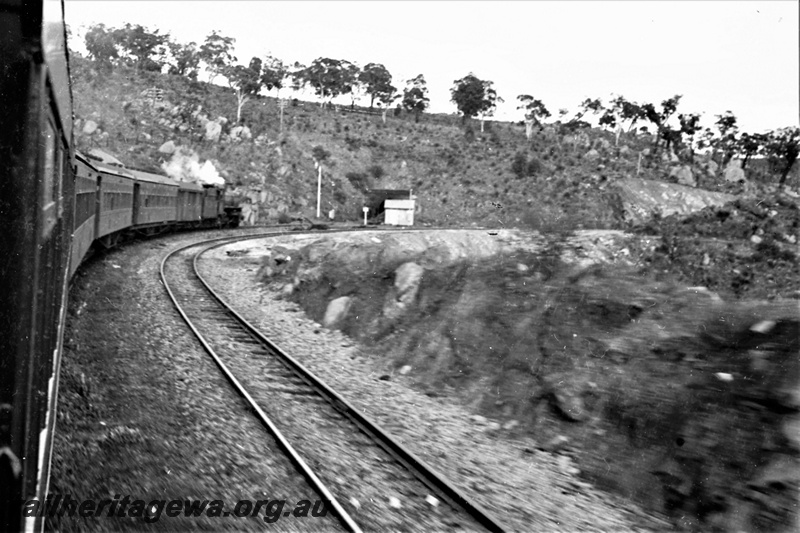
(21, 494, 331, 523)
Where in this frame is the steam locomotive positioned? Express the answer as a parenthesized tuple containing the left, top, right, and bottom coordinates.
(0, 2, 237, 529)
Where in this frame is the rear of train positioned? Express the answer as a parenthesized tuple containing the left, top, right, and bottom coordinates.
(0, 0, 73, 530)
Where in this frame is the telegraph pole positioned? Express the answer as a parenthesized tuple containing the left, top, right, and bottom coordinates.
(316, 161, 322, 218)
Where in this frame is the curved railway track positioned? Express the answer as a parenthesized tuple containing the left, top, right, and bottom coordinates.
(160, 232, 510, 532)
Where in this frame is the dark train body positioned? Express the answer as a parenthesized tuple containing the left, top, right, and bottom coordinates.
(0, 2, 238, 529)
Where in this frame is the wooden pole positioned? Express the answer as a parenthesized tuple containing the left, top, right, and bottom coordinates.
(316, 164, 322, 218)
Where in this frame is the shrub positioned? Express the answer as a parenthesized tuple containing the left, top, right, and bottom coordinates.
(368, 164, 385, 180)
(277, 212, 292, 224)
(333, 187, 347, 204)
(755, 238, 796, 262)
(345, 171, 371, 191)
(344, 135, 362, 151)
(511, 152, 528, 179)
(527, 157, 543, 176)
(311, 145, 330, 162)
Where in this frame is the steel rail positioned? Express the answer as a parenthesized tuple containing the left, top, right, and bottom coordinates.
(194, 233, 511, 533)
(160, 233, 363, 533)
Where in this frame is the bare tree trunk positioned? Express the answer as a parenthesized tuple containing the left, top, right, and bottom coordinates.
(525, 120, 534, 141)
(235, 89, 248, 124)
(779, 156, 797, 186)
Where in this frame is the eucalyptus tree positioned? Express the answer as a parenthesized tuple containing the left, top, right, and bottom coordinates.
(402, 74, 429, 123)
(451, 73, 501, 131)
(224, 57, 262, 123)
(260, 54, 288, 97)
(199, 31, 236, 83)
(167, 40, 201, 79)
(764, 127, 800, 185)
(359, 63, 394, 109)
(84, 23, 120, 70)
(678, 112, 702, 162)
(517, 95, 550, 140)
(115, 23, 169, 71)
(300, 58, 357, 108)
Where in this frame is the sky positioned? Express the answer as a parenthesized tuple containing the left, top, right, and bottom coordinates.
(64, 0, 799, 134)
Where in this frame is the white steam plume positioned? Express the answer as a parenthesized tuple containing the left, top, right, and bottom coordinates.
(161, 146, 225, 186)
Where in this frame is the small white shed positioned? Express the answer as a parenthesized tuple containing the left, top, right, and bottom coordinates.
(384, 199, 415, 226)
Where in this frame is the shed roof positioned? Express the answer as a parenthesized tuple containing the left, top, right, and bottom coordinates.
(384, 199, 415, 209)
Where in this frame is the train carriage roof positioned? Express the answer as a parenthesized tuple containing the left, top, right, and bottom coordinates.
(75, 151, 97, 170)
(127, 168, 180, 187)
(177, 181, 204, 192)
(95, 163, 135, 180)
(77, 150, 138, 179)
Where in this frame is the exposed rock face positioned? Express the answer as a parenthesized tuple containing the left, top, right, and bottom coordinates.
(594, 138, 611, 152)
(614, 178, 735, 224)
(700, 157, 719, 177)
(158, 140, 176, 154)
(204, 121, 222, 142)
(383, 262, 424, 321)
(323, 296, 352, 328)
(724, 159, 747, 182)
(394, 262, 424, 298)
(542, 372, 590, 422)
(229, 125, 252, 141)
(256, 246, 296, 279)
(82, 120, 98, 135)
(294, 231, 510, 276)
(669, 165, 696, 187)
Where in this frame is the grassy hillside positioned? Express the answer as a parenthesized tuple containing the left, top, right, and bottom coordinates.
(70, 57, 798, 228)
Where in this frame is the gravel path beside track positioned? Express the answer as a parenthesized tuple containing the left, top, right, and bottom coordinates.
(52, 228, 342, 532)
(198, 234, 671, 532)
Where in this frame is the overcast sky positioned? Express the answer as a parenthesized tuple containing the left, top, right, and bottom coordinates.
(64, 0, 799, 134)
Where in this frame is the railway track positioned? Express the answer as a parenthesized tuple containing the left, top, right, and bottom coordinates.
(160, 233, 510, 532)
